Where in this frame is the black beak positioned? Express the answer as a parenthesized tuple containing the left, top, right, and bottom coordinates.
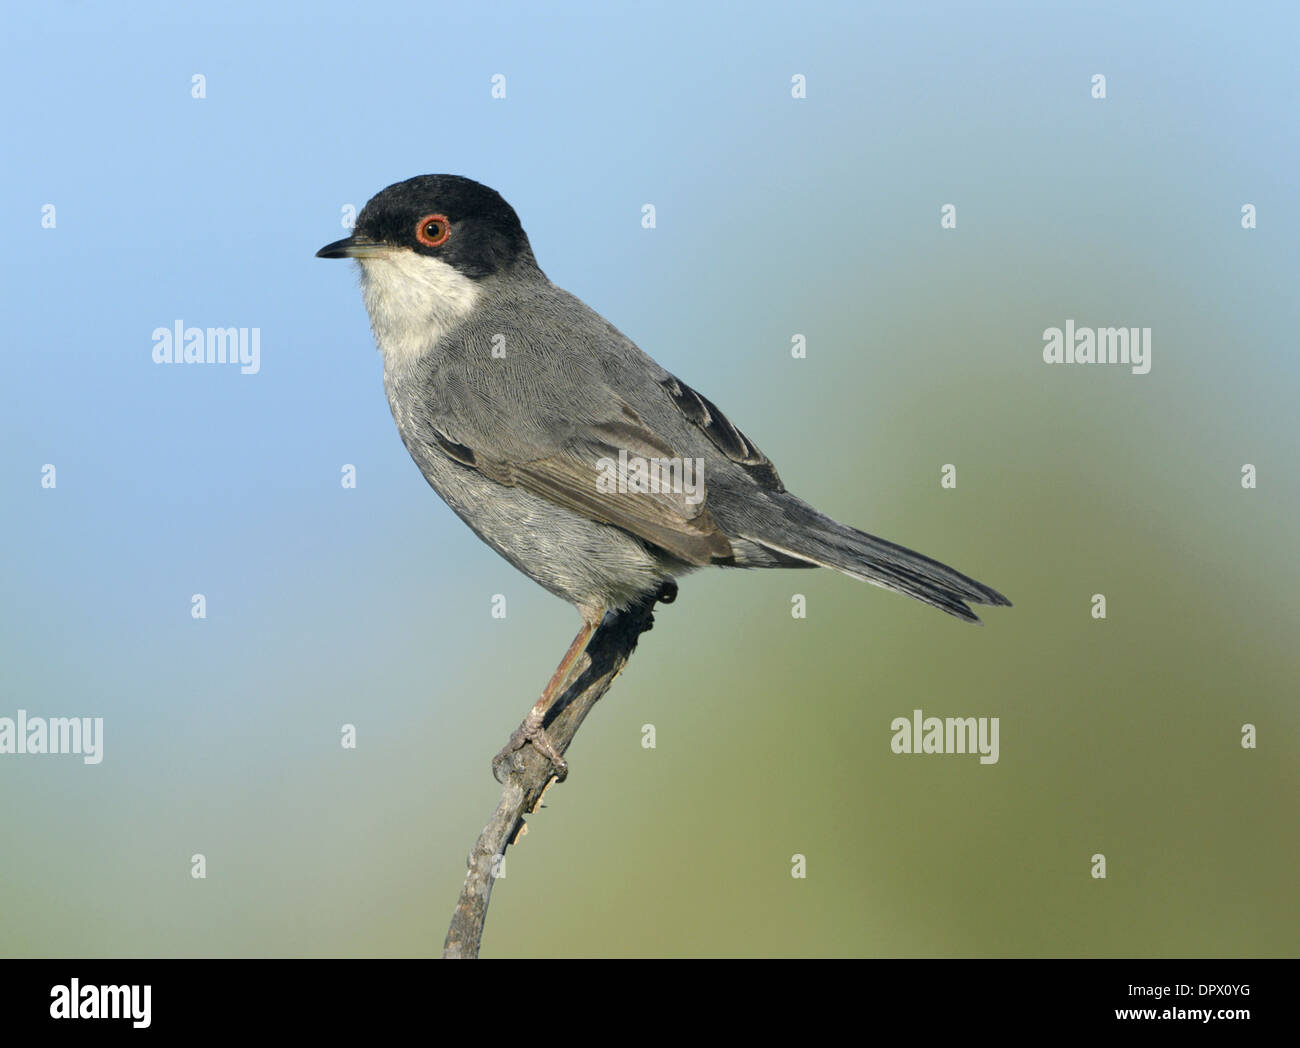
(315, 234, 387, 259)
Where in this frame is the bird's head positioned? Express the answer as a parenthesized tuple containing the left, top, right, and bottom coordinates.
(317, 173, 535, 278)
(317, 175, 540, 365)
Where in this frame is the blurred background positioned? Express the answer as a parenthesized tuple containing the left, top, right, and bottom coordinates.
(2, 0, 1297, 957)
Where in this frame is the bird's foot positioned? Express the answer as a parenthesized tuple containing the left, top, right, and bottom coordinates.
(492, 710, 568, 784)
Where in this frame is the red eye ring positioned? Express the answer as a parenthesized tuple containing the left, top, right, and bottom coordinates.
(416, 213, 451, 247)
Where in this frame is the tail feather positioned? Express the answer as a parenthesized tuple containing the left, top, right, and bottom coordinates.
(737, 495, 1012, 624)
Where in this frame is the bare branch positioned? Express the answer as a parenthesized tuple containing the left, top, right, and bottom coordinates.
(441, 595, 659, 958)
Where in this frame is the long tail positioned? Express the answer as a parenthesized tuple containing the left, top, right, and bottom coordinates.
(734, 493, 1012, 624)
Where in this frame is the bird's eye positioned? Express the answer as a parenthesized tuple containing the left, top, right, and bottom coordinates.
(416, 214, 451, 247)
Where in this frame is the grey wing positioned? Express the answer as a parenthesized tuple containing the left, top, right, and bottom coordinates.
(422, 395, 735, 566)
(406, 289, 792, 565)
(656, 374, 786, 492)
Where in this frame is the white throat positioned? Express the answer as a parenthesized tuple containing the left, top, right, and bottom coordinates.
(357, 249, 482, 372)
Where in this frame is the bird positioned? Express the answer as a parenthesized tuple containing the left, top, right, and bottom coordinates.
(317, 174, 1010, 777)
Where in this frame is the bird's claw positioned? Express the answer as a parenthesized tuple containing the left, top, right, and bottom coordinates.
(492, 719, 568, 784)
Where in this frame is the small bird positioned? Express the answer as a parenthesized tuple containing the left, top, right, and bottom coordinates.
(317, 174, 1010, 775)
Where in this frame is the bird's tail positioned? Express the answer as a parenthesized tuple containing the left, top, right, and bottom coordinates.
(734, 492, 1012, 624)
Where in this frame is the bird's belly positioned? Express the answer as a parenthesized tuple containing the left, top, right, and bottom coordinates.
(405, 441, 674, 617)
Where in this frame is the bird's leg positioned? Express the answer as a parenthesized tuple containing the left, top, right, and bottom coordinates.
(492, 620, 597, 783)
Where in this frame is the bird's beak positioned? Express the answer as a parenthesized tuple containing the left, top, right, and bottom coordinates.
(315, 234, 388, 259)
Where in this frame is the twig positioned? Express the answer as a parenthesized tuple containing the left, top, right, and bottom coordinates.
(441, 595, 659, 958)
